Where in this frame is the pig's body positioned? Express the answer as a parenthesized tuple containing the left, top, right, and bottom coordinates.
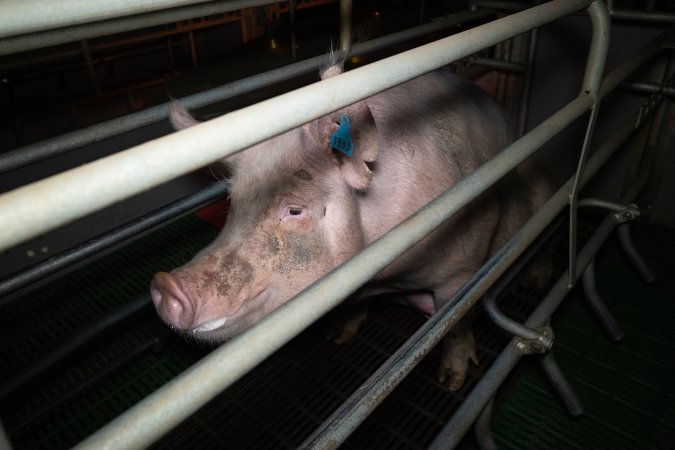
(152, 67, 546, 390)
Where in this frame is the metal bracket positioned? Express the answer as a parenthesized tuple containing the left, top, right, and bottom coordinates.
(613, 204, 640, 223)
(513, 326, 554, 354)
(578, 198, 641, 223)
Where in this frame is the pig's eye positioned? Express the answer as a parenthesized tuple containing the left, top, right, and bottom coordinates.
(282, 206, 306, 219)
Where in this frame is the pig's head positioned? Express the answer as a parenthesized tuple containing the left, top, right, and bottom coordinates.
(150, 98, 379, 342)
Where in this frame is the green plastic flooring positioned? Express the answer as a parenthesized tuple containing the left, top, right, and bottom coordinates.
(493, 224, 675, 450)
(1, 214, 673, 449)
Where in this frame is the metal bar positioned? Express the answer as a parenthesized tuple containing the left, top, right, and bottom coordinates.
(539, 352, 584, 416)
(81, 40, 102, 95)
(339, 0, 352, 54)
(570, 1, 610, 285)
(470, 0, 530, 11)
(607, 0, 675, 23)
(600, 25, 675, 98)
(0, 0, 587, 253)
(300, 83, 659, 449)
(518, 14, 539, 137)
(0, 0, 274, 56)
(0, 420, 13, 450)
(617, 224, 657, 283)
(0, 8, 495, 174)
(621, 81, 675, 97)
(474, 398, 498, 450)
(473, 56, 525, 72)
(0, 182, 229, 303)
(290, 0, 297, 62)
(569, 104, 601, 285)
(0, 0, 252, 40)
(484, 293, 549, 342)
(581, 258, 625, 340)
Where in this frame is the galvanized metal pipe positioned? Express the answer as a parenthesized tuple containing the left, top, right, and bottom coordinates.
(607, 0, 675, 23)
(0, 0, 232, 39)
(0, 0, 588, 254)
(617, 224, 657, 283)
(0, 8, 495, 174)
(339, 0, 353, 54)
(0, 0, 276, 56)
(581, 259, 625, 341)
(0, 182, 229, 303)
(621, 81, 675, 97)
(473, 56, 525, 72)
(518, 16, 540, 137)
(0, 421, 12, 450)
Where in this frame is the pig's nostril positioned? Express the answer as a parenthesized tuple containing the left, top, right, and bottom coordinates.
(150, 272, 195, 329)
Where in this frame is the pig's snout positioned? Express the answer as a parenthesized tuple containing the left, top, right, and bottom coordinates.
(151, 272, 195, 329)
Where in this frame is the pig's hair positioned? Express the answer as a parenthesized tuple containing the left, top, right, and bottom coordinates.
(320, 43, 346, 79)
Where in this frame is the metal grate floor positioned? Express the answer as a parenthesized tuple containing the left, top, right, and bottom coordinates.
(1, 213, 673, 449)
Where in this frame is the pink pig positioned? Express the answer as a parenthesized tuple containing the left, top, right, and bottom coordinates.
(151, 61, 548, 390)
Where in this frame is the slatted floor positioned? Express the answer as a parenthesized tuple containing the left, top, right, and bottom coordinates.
(0, 213, 673, 449)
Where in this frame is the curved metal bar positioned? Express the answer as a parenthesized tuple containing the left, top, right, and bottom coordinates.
(484, 293, 551, 345)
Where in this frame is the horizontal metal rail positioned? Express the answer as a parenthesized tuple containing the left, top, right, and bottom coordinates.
(607, 0, 675, 23)
(0, 0, 276, 56)
(0, 0, 577, 253)
(475, 0, 675, 23)
(64, 2, 610, 449)
(0, 0, 230, 39)
(0, 8, 494, 174)
(0, 182, 229, 303)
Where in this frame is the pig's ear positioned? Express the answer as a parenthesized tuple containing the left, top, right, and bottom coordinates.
(169, 102, 200, 130)
(319, 101, 379, 191)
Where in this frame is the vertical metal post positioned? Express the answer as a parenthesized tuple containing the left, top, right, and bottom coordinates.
(517, 4, 540, 137)
(568, 0, 611, 286)
(339, 0, 352, 55)
(539, 352, 584, 416)
(188, 30, 198, 67)
(474, 398, 498, 450)
(0, 420, 13, 450)
(290, 0, 297, 61)
(80, 39, 101, 95)
(166, 34, 175, 71)
(581, 258, 625, 340)
(617, 224, 656, 283)
(419, 0, 426, 24)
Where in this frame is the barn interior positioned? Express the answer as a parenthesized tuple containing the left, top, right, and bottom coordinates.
(1, 1, 674, 449)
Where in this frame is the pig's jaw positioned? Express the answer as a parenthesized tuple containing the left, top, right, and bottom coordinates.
(188, 288, 272, 342)
(192, 316, 228, 333)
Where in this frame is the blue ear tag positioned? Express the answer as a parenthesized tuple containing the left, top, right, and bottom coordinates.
(329, 115, 353, 157)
